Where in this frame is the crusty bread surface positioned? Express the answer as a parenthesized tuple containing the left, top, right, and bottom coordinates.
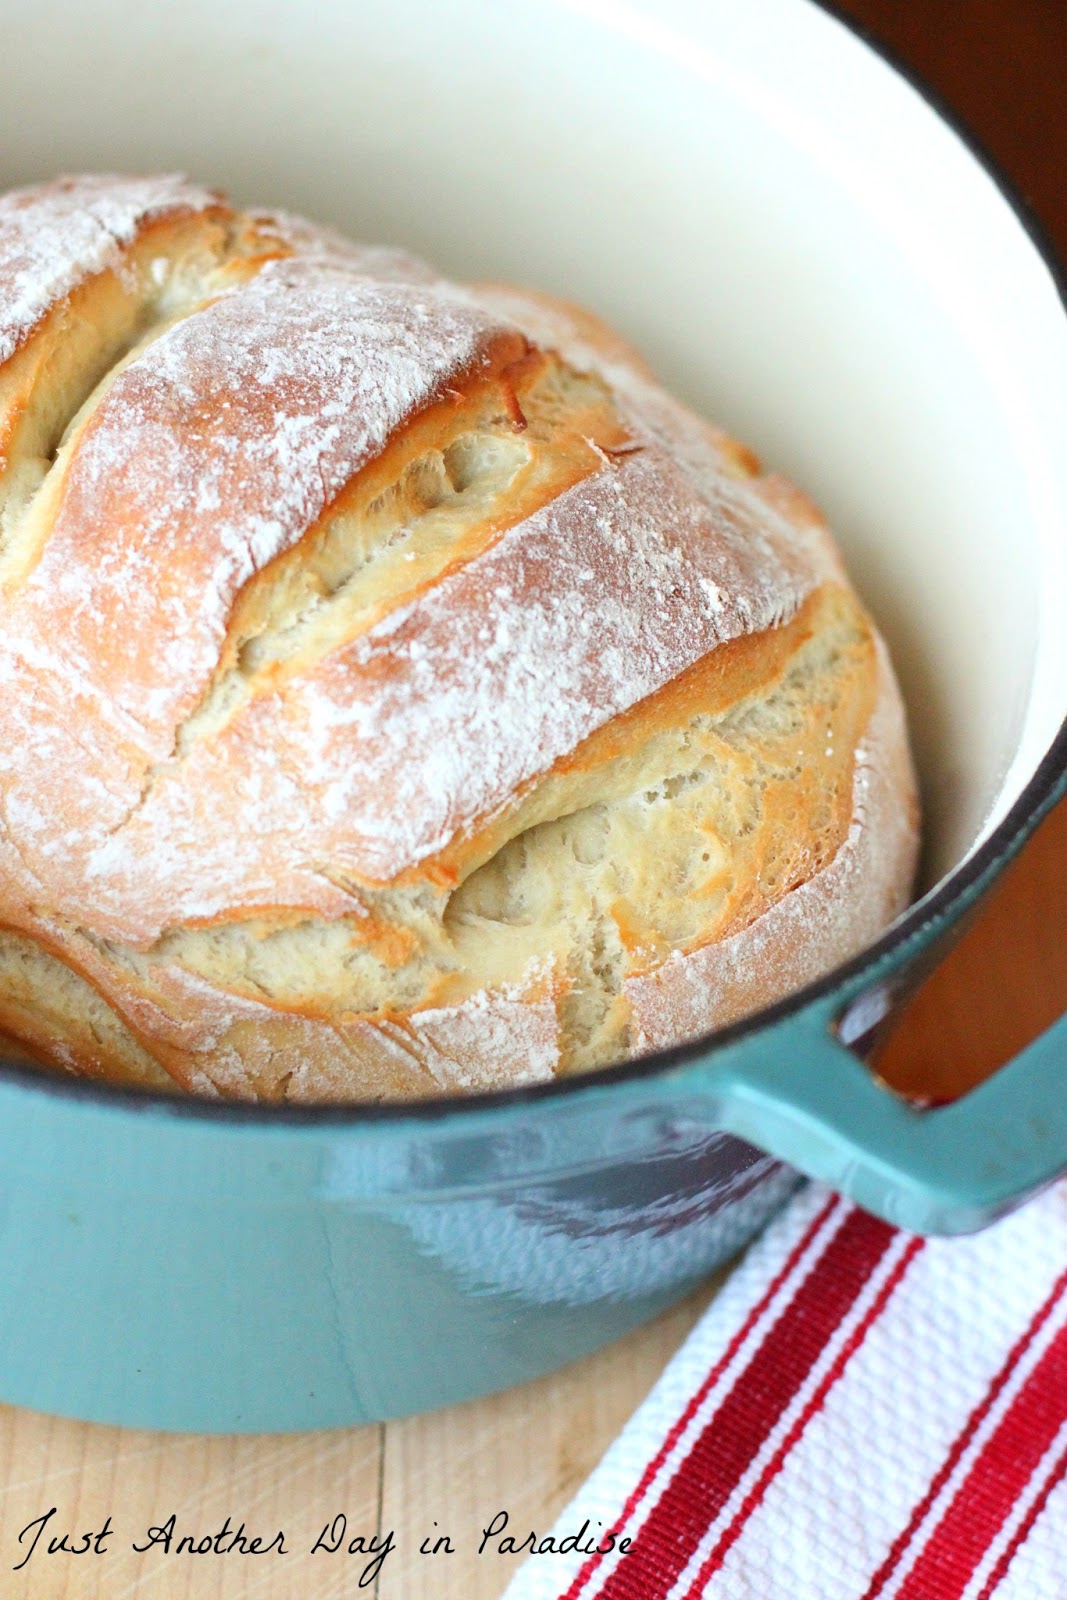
(0, 175, 919, 1100)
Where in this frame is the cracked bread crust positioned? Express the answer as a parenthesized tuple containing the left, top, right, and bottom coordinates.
(0, 175, 919, 1100)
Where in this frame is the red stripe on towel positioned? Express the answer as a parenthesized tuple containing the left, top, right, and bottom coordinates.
(894, 1316, 1067, 1599)
(974, 1437, 1067, 1600)
(595, 1209, 900, 1600)
(681, 1235, 924, 1598)
(860, 1263, 1067, 1600)
(560, 1193, 842, 1600)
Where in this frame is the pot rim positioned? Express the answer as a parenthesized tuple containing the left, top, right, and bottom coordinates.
(4, 0, 1066, 1132)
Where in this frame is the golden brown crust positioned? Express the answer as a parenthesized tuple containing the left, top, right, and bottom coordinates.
(626, 637, 919, 1045)
(0, 176, 919, 1100)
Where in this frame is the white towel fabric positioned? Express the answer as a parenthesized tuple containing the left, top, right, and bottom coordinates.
(505, 1182, 1067, 1600)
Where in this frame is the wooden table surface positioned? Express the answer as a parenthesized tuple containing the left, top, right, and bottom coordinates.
(1, 4, 1065, 1598)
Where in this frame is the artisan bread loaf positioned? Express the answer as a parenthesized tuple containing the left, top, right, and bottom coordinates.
(0, 174, 919, 1100)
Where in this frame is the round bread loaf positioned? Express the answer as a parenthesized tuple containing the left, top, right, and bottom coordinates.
(0, 174, 919, 1100)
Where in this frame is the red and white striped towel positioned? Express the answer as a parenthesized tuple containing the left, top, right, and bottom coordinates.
(504, 1182, 1067, 1600)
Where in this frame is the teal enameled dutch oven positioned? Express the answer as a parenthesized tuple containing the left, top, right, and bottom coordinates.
(0, 0, 1065, 1430)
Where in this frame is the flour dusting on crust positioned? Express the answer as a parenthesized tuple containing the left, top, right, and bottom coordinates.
(26, 256, 521, 738)
(69, 440, 823, 937)
(331, 970, 561, 1096)
(625, 639, 919, 1048)
(0, 173, 220, 365)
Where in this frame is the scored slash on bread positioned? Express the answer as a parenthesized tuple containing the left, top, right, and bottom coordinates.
(0, 175, 919, 1100)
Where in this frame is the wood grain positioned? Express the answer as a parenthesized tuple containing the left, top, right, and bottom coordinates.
(377, 1280, 719, 1600)
(0, 1412, 383, 1600)
(878, 798, 1067, 1103)
(0, 1286, 715, 1600)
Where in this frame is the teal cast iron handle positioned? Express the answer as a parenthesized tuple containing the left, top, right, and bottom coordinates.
(702, 760, 1067, 1238)
(714, 1006, 1067, 1236)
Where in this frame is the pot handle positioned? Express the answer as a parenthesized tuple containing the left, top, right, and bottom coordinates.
(711, 1005, 1067, 1235)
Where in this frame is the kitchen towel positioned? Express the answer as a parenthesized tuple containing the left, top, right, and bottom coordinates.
(504, 1182, 1067, 1599)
